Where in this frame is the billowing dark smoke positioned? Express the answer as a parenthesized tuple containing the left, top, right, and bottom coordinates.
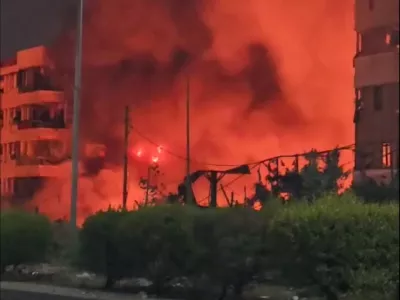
(49, 0, 305, 171)
(35, 0, 354, 222)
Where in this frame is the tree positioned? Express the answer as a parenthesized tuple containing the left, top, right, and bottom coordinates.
(137, 163, 165, 207)
(259, 148, 350, 203)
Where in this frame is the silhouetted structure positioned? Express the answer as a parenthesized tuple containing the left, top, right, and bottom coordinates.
(353, 0, 399, 184)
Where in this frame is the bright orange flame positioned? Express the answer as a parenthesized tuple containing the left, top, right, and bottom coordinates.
(135, 148, 143, 157)
(35, 0, 356, 223)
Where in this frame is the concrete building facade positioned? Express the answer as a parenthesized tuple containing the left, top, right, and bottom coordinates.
(0, 46, 70, 205)
(353, 0, 399, 184)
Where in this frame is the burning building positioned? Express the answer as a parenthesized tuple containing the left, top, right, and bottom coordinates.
(353, 0, 399, 184)
(0, 46, 69, 207)
(1, 0, 360, 219)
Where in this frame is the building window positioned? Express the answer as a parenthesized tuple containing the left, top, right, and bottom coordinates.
(373, 86, 383, 111)
(13, 107, 22, 124)
(382, 143, 392, 167)
(358, 29, 390, 55)
(368, 0, 374, 10)
(0, 76, 4, 93)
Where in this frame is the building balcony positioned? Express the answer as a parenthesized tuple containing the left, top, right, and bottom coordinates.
(354, 50, 399, 87)
(0, 90, 64, 110)
(16, 119, 66, 130)
(1, 126, 69, 144)
(0, 159, 69, 179)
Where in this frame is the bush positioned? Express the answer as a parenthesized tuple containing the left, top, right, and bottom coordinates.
(352, 175, 399, 203)
(78, 208, 129, 288)
(0, 210, 53, 272)
(191, 207, 269, 299)
(117, 205, 194, 294)
(269, 194, 399, 299)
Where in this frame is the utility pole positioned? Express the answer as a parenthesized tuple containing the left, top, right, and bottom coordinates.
(70, 0, 84, 229)
(122, 106, 130, 209)
(185, 76, 193, 205)
(209, 171, 218, 207)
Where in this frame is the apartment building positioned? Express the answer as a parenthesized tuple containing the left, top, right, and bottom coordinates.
(353, 0, 399, 184)
(0, 46, 70, 205)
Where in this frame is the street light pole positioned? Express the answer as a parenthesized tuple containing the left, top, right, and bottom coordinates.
(70, 0, 84, 229)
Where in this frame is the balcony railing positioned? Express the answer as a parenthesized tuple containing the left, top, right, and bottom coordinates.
(15, 155, 71, 166)
(16, 119, 66, 130)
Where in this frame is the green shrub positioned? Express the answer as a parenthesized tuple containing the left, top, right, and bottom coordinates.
(269, 194, 399, 299)
(117, 205, 194, 294)
(191, 207, 269, 299)
(0, 210, 53, 271)
(78, 209, 129, 288)
(352, 176, 399, 203)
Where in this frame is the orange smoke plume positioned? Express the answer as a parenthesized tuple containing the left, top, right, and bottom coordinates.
(33, 0, 355, 223)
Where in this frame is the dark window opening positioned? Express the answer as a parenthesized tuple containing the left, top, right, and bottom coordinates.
(13, 177, 45, 200)
(13, 108, 21, 124)
(0, 75, 3, 93)
(17, 105, 66, 130)
(358, 28, 398, 55)
(373, 86, 383, 111)
(17, 67, 60, 93)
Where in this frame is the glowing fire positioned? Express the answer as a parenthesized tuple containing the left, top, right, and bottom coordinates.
(135, 148, 143, 158)
(31, 0, 355, 223)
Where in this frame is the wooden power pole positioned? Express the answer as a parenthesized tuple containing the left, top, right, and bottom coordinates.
(122, 106, 130, 209)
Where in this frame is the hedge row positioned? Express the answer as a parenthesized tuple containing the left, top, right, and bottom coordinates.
(269, 195, 399, 299)
(1, 195, 398, 299)
(77, 195, 398, 299)
(0, 210, 53, 272)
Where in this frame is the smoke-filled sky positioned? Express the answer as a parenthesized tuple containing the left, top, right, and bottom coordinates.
(2, 0, 356, 220)
(49, 0, 355, 163)
(0, 0, 77, 59)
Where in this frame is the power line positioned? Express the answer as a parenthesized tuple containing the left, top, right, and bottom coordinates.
(130, 126, 398, 205)
(197, 145, 398, 205)
(131, 125, 357, 168)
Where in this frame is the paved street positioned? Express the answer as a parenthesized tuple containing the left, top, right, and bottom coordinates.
(0, 282, 152, 300)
